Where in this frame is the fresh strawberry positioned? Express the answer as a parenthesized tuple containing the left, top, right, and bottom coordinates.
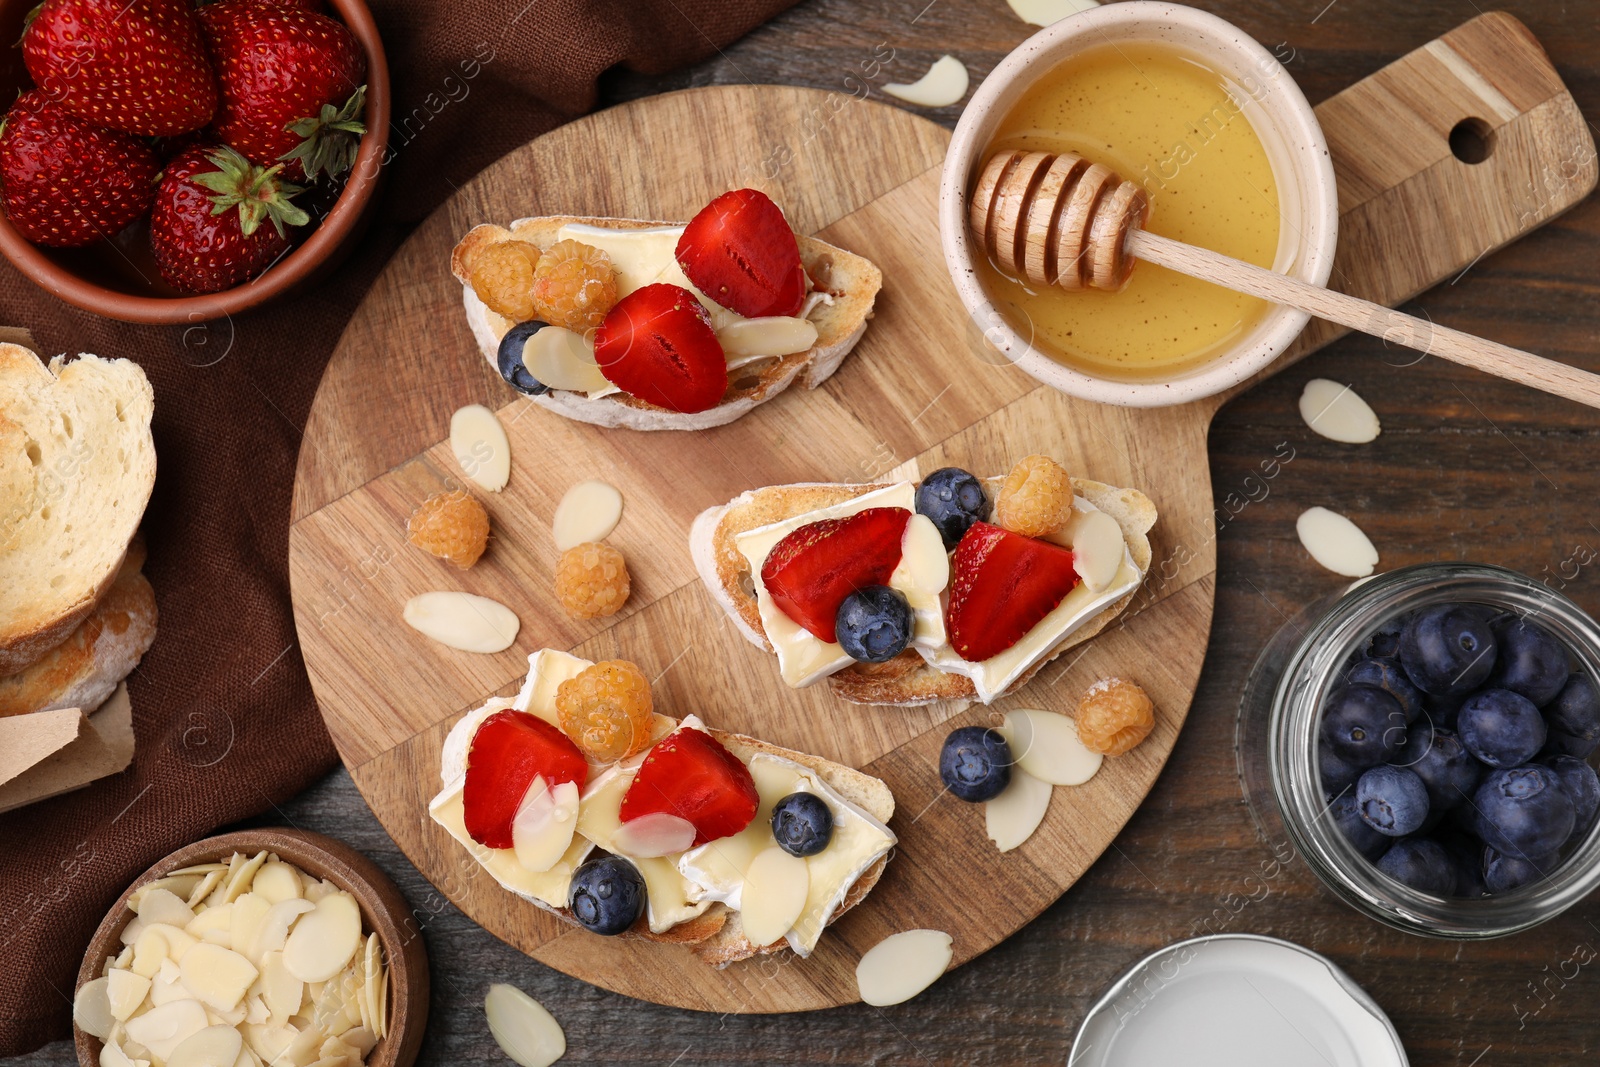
(946, 521, 1081, 662)
(620, 727, 757, 846)
(593, 283, 729, 413)
(0, 91, 159, 248)
(761, 507, 911, 643)
(22, 0, 217, 137)
(463, 709, 588, 849)
(149, 145, 310, 293)
(675, 188, 806, 318)
(201, 0, 366, 181)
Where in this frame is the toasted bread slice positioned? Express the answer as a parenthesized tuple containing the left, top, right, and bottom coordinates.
(435, 699, 894, 964)
(450, 215, 882, 431)
(692, 474, 1157, 706)
(0, 539, 157, 717)
(0, 346, 155, 675)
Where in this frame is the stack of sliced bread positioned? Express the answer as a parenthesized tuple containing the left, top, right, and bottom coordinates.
(0, 344, 158, 716)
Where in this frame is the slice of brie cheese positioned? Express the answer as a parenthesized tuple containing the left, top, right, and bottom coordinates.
(918, 495, 1143, 703)
(574, 740, 710, 935)
(428, 780, 591, 911)
(555, 223, 816, 373)
(677, 748, 896, 957)
(735, 483, 949, 688)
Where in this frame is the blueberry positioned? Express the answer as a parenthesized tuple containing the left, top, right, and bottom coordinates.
(1484, 847, 1558, 894)
(1399, 604, 1498, 695)
(1321, 685, 1407, 767)
(1375, 837, 1458, 895)
(1356, 765, 1430, 836)
(568, 855, 646, 936)
(770, 792, 834, 857)
(1542, 730, 1600, 761)
(1328, 792, 1390, 861)
(1458, 689, 1547, 768)
(1345, 657, 1425, 723)
(1473, 765, 1576, 860)
(939, 726, 1012, 802)
(1402, 726, 1483, 810)
(1546, 673, 1600, 745)
(1363, 616, 1407, 661)
(496, 320, 551, 396)
(916, 467, 991, 549)
(835, 585, 913, 663)
(1318, 744, 1364, 798)
(1542, 755, 1600, 843)
(1487, 618, 1569, 706)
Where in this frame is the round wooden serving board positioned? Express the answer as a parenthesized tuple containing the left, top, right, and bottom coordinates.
(289, 15, 1593, 1013)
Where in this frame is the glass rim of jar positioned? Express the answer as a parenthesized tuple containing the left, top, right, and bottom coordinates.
(1268, 561, 1600, 939)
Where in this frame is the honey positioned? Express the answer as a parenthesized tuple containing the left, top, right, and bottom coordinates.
(975, 43, 1281, 381)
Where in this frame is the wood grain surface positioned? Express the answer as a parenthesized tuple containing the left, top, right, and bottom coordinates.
(288, 0, 1600, 1048)
(287, 83, 1219, 1012)
(18, 1, 1600, 1065)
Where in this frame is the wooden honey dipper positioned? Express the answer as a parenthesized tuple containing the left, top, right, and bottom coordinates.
(971, 149, 1600, 408)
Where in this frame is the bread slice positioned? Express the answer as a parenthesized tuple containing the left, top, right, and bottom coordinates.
(0, 540, 157, 717)
(436, 701, 895, 964)
(450, 215, 882, 431)
(0, 346, 155, 675)
(692, 474, 1157, 706)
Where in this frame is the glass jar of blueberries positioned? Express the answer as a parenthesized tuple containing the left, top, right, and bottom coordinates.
(1266, 562, 1600, 938)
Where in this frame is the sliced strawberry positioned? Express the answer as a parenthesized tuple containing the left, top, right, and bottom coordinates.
(675, 188, 806, 318)
(620, 727, 758, 846)
(593, 283, 728, 413)
(946, 521, 1082, 663)
(761, 507, 911, 643)
(463, 709, 588, 849)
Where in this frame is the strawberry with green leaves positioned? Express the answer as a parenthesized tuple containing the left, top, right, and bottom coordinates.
(0, 91, 160, 247)
(201, 0, 368, 181)
(22, 0, 217, 137)
(149, 145, 310, 294)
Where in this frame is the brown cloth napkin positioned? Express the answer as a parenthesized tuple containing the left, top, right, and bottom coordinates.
(0, 0, 795, 1053)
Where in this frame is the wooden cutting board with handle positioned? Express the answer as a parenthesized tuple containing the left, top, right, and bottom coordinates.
(288, 12, 1594, 1013)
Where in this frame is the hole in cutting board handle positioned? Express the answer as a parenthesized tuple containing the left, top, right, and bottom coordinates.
(1449, 117, 1495, 164)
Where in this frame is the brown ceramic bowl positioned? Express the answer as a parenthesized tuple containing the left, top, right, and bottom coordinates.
(74, 828, 427, 1067)
(0, 0, 390, 324)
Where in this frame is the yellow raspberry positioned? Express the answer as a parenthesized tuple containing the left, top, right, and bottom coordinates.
(555, 542, 631, 619)
(406, 490, 489, 569)
(1075, 677, 1155, 756)
(995, 454, 1075, 537)
(556, 660, 654, 762)
(531, 240, 619, 332)
(469, 240, 542, 320)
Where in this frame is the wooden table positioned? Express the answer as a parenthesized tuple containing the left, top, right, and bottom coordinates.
(23, 1, 1600, 1064)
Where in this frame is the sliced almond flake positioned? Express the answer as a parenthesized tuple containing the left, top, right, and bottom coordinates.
(375, 969, 388, 1039)
(115, 945, 135, 969)
(188, 869, 226, 910)
(186, 902, 234, 945)
(129, 876, 203, 913)
(222, 852, 270, 905)
(166, 863, 230, 878)
(284, 1021, 326, 1067)
(119, 916, 148, 948)
(133, 888, 195, 929)
(72, 976, 113, 1040)
(360, 934, 380, 1033)
(338, 1027, 376, 1058)
(251, 862, 303, 905)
